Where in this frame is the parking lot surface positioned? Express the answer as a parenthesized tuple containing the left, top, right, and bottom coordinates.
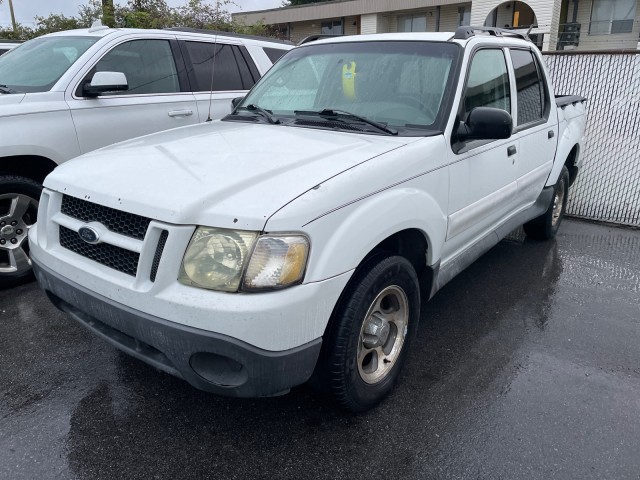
(1, 219, 639, 479)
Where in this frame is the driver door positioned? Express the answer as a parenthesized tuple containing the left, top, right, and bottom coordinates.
(441, 48, 519, 263)
(66, 37, 198, 154)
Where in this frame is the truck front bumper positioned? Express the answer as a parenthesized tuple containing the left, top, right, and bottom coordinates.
(33, 260, 323, 397)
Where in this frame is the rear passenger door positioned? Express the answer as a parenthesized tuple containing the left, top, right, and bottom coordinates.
(67, 37, 199, 154)
(508, 48, 558, 207)
(179, 39, 261, 122)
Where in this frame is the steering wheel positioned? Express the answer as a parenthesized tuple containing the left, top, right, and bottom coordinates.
(392, 94, 437, 120)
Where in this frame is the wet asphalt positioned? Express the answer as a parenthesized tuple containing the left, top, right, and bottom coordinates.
(1, 218, 639, 480)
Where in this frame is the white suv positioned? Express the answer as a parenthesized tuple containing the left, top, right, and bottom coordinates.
(0, 40, 22, 56)
(0, 25, 291, 286)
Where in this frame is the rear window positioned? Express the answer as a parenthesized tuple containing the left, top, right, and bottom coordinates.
(510, 49, 545, 126)
(184, 42, 256, 91)
(263, 47, 288, 64)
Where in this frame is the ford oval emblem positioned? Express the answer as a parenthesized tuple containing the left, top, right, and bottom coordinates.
(78, 226, 100, 244)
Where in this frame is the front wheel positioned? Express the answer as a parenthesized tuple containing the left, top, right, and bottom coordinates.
(524, 166, 570, 241)
(0, 175, 41, 288)
(316, 255, 420, 412)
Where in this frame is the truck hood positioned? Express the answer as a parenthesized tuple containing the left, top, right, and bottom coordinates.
(45, 120, 414, 230)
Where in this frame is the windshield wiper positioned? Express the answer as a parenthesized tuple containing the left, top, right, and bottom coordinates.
(238, 104, 280, 125)
(294, 109, 397, 135)
(0, 84, 17, 94)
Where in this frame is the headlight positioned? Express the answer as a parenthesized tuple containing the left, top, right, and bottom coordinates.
(179, 228, 258, 292)
(178, 228, 309, 292)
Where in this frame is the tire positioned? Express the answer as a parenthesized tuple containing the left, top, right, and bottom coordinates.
(0, 175, 42, 288)
(524, 166, 570, 241)
(313, 254, 420, 412)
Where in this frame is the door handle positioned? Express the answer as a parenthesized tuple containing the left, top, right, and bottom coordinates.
(168, 110, 193, 117)
(548, 130, 555, 139)
(507, 145, 517, 156)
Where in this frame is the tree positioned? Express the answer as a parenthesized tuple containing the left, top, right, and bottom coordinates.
(0, 0, 281, 40)
(102, 0, 115, 27)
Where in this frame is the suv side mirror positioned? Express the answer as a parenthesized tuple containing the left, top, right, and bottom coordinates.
(231, 96, 244, 109)
(457, 107, 512, 142)
(84, 71, 128, 98)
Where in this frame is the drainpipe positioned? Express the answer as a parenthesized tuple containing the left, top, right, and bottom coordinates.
(436, 6, 441, 31)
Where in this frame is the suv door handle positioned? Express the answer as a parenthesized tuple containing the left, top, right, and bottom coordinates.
(507, 145, 517, 156)
(168, 110, 193, 117)
(548, 130, 555, 139)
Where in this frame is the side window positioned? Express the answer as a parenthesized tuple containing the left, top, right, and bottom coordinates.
(509, 49, 545, 126)
(93, 40, 179, 95)
(231, 46, 256, 89)
(263, 47, 288, 64)
(184, 42, 245, 92)
(461, 49, 511, 119)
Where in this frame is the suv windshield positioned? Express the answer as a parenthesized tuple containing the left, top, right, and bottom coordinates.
(234, 41, 461, 135)
(0, 36, 98, 93)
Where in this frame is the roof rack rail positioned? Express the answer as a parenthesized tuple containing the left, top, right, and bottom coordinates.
(298, 34, 343, 45)
(453, 26, 532, 41)
(165, 27, 294, 45)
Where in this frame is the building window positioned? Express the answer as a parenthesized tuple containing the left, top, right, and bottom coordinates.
(321, 20, 343, 35)
(398, 14, 427, 32)
(590, 0, 636, 34)
(458, 6, 471, 26)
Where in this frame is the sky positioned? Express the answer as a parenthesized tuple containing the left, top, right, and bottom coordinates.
(0, 0, 283, 28)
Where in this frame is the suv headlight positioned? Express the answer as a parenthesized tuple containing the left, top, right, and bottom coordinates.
(178, 227, 309, 292)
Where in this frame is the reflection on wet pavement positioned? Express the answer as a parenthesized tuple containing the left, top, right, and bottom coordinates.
(1, 219, 639, 479)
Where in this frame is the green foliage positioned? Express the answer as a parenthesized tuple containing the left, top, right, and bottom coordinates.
(0, 0, 283, 40)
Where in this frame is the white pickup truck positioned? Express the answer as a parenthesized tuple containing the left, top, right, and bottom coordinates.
(30, 28, 586, 411)
(0, 25, 291, 285)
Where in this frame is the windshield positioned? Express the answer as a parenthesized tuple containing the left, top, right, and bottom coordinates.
(234, 41, 461, 135)
(0, 36, 98, 93)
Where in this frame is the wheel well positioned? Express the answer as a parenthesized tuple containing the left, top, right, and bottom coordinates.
(368, 229, 429, 275)
(0, 155, 58, 184)
(564, 145, 579, 186)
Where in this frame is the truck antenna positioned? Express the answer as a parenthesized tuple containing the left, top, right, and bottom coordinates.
(206, 37, 219, 122)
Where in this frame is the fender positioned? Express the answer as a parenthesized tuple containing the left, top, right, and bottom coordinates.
(0, 109, 79, 165)
(545, 103, 586, 187)
(291, 184, 448, 283)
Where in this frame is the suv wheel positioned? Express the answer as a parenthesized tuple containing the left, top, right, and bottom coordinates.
(524, 166, 570, 241)
(0, 175, 41, 288)
(315, 255, 420, 412)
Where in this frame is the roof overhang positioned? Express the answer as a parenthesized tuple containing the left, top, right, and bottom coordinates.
(234, 0, 469, 25)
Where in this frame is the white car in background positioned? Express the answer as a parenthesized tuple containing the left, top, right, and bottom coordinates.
(0, 40, 22, 55)
(0, 25, 291, 286)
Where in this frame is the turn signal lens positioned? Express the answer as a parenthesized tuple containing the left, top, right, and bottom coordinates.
(242, 235, 309, 290)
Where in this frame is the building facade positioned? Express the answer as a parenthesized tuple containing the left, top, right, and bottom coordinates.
(234, 0, 640, 51)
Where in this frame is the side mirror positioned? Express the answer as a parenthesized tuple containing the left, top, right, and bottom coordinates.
(457, 107, 512, 142)
(231, 96, 244, 109)
(84, 71, 128, 97)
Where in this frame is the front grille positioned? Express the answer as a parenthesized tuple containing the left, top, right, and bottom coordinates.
(61, 195, 151, 240)
(59, 226, 139, 276)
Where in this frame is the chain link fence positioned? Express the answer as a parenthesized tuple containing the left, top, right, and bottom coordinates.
(543, 51, 640, 226)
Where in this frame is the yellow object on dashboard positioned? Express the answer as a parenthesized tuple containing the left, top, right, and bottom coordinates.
(342, 62, 356, 99)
